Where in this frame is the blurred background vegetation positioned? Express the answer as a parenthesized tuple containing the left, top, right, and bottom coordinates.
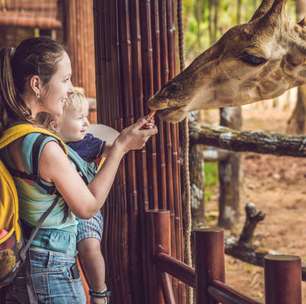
(183, 0, 297, 63)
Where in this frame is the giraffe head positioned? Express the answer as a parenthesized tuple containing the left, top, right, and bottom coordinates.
(148, 0, 306, 122)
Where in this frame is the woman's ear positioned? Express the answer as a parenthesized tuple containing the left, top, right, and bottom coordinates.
(29, 75, 42, 99)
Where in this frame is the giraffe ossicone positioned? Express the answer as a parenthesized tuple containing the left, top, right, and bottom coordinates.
(148, 0, 306, 123)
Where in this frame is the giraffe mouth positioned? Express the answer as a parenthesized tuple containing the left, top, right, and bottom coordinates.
(157, 105, 188, 123)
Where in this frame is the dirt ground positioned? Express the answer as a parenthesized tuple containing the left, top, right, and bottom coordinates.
(204, 101, 306, 302)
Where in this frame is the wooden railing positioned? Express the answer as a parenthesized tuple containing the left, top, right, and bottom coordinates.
(145, 210, 302, 304)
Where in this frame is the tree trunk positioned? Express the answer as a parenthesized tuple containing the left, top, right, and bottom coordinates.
(194, 0, 205, 48)
(218, 107, 242, 228)
(287, 85, 306, 134)
(286, 0, 306, 134)
(189, 116, 205, 229)
(237, 0, 242, 24)
(189, 123, 306, 157)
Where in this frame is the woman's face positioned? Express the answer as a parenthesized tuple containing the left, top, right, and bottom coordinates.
(39, 51, 73, 117)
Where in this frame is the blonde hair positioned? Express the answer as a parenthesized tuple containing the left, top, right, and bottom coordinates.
(64, 89, 88, 114)
(36, 90, 88, 130)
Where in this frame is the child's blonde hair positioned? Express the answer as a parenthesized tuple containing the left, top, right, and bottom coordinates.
(36, 89, 88, 129)
(64, 88, 88, 113)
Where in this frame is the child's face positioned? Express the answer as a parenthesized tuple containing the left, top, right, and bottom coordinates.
(56, 101, 90, 142)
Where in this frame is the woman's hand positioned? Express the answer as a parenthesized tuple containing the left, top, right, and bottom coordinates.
(115, 116, 158, 154)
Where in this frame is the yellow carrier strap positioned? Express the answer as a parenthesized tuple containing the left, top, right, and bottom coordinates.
(0, 123, 67, 153)
(0, 162, 20, 243)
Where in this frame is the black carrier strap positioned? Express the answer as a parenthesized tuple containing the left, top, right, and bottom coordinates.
(9, 133, 88, 190)
(8, 134, 57, 195)
(32, 134, 46, 177)
(19, 195, 61, 262)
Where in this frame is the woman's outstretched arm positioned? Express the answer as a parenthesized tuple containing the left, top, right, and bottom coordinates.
(39, 117, 157, 218)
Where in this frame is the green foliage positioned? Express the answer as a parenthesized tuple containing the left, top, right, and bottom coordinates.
(183, 0, 297, 62)
(204, 162, 218, 202)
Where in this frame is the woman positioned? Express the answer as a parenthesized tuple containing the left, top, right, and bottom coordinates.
(0, 37, 157, 303)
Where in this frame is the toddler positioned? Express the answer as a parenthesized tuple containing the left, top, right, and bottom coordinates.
(37, 91, 111, 304)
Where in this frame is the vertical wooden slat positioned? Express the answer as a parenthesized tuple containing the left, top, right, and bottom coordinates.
(65, 0, 96, 97)
(140, 0, 159, 210)
(130, 1, 151, 303)
(151, 0, 167, 210)
(140, 2, 161, 302)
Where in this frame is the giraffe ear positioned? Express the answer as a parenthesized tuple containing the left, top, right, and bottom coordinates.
(255, 0, 287, 28)
(265, 0, 287, 20)
(249, 0, 274, 22)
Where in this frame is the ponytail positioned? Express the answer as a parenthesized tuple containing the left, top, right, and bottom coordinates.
(0, 47, 32, 133)
(0, 38, 65, 134)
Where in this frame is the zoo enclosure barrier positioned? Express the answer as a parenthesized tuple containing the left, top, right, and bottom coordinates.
(146, 210, 302, 304)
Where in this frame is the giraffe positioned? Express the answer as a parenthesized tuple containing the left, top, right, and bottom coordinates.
(148, 0, 306, 123)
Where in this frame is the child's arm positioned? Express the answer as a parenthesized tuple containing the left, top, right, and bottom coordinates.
(87, 124, 120, 167)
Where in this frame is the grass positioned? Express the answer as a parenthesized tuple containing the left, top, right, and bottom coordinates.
(204, 162, 218, 202)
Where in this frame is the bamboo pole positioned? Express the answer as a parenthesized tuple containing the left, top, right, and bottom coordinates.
(161, 273, 176, 304)
(166, 0, 186, 301)
(130, 1, 150, 302)
(140, 0, 159, 210)
(139, 1, 161, 302)
(65, 0, 96, 97)
(151, 0, 167, 210)
(117, 1, 132, 299)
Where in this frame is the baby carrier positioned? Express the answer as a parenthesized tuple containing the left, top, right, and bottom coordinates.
(0, 123, 67, 288)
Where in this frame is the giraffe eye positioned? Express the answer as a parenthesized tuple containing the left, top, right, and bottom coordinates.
(240, 52, 267, 66)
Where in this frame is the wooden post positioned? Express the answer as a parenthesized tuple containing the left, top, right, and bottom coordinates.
(264, 255, 301, 304)
(145, 210, 171, 304)
(194, 228, 225, 304)
(64, 0, 96, 97)
(218, 107, 242, 228)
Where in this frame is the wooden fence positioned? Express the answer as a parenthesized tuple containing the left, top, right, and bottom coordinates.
(147, 210, 302, 304)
